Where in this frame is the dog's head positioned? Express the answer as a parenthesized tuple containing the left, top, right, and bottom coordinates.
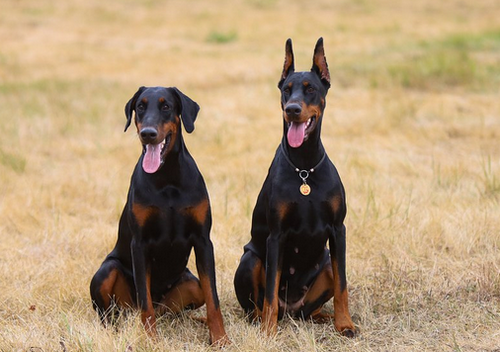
(124, 86, 200, 174)
(278, 38, 330, 148)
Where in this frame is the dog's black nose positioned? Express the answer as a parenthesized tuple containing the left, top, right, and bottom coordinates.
(285, 103, 302, 119)
(140, 127, 158, 143)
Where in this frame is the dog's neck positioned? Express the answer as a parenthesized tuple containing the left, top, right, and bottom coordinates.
(281, 119, 325, 171)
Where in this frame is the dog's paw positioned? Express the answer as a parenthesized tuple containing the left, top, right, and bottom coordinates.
(340, 327, 357, 338)
(210, 334, 231, 348)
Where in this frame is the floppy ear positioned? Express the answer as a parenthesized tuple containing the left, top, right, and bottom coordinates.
(124, 86, 146, 132)
(278, 38, 295, 89)
(311, 37, 331, 89)
(172, 87, 200, 134)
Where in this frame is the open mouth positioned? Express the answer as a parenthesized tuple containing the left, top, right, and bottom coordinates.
(287, 116, 316, 148)
(142, 132, 172, 174)
(305, 116, 316, 135)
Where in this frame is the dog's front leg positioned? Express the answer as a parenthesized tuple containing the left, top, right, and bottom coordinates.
(329, 225, 356, 337)
(194, 235, 229, 346)
(131, 239, 156, 336)
(262, 234, 282, 335)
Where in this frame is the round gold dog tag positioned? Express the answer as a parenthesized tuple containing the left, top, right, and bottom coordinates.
(300, 184, 311, 196)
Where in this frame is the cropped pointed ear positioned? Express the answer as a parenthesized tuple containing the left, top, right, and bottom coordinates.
(124, 86, 146, 132)
(172, 87, 200, 134)
(311, 37, 331, 89)
(278, 38, 295, 89)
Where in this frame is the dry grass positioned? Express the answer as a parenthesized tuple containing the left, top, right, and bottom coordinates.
(1, 0, 500, 351)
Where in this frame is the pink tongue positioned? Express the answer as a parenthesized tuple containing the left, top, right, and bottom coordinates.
(287, 121, 306, 148)
(142, 144, 162, 173)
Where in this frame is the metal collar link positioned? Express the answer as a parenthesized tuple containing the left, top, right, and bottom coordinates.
(280, 142, 326, 196)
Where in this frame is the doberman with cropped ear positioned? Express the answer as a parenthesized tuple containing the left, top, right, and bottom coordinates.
(234, 38, 356, 337)
(90, 86, 229, 346)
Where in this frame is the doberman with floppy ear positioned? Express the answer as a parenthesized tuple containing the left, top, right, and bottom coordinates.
(90, 86, 229, 346)
(234, 38, 356, 337)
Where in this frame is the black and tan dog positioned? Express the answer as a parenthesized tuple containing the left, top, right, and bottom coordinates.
(90, 86, 228, 345)
(234, 38, 356, 337)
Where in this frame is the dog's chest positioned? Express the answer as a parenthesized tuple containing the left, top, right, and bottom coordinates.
(131, 197, 208, 243)
(268, 173, 343, 253)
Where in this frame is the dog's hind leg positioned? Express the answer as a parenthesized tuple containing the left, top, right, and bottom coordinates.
(90, 258, 134, 326)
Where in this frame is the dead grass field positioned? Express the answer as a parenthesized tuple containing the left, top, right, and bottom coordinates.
(1, 0, 500, 351)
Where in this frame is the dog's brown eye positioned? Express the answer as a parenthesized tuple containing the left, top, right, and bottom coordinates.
(283, 88, 290, 95)
(136, 103, 145, 112)
(306, 86, 315, 94)
(162, 104, 170, 111)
